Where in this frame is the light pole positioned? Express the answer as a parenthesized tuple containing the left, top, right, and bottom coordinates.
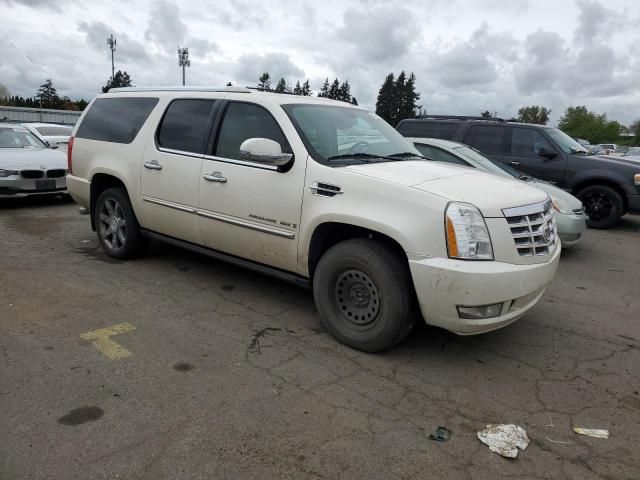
(177, 46, 190, 86)
(107, 34, 117, 81)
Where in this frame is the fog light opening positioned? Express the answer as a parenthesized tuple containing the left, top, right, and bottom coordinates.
(457, 303, 503, 320)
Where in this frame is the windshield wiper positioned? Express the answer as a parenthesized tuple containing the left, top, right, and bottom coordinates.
(387, 152, 426, 159)
(326, 153, 403, 162)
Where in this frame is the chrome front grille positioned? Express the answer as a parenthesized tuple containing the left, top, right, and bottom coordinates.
(503, 200, 558, 257)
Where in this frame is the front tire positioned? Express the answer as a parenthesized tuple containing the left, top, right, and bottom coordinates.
(95, 187, 147, 259)
(576, 184, 624, 229)
(312, 238, 415, 353)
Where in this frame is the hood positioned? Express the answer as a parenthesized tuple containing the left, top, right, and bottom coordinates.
(343, 160, 468, 186)
(581, 154, 640, 170)
(0, 147, 67, 170)
(343, 160, 548, 217)
(528, 179, 582, 210)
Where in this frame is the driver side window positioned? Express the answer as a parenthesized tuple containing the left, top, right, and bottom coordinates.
(510, 128, 553, 157)
(215, 102, 291, 162)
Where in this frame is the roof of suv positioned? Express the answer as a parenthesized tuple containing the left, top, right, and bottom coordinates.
(398, 117, 549, 129)
(107, 86, 356, 107)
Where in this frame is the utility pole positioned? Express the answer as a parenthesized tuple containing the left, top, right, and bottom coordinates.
(177, 47, 190, 86)
(107, 34, 117, 81)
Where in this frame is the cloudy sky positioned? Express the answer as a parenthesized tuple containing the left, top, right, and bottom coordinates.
(1, 0, 639, 125)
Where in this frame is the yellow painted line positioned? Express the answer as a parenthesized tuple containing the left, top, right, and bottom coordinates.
(80, 322, 136, 360)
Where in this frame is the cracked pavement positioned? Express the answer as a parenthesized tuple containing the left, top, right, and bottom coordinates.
(1, 197, 639, 479)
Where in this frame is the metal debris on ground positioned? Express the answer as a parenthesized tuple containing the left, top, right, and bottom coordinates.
(477, 424, 530, 458)
(428, 426, 451, 442)
(573, 427, 609, 439)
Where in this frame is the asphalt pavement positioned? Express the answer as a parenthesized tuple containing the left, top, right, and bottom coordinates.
(1, 196, 639, 480)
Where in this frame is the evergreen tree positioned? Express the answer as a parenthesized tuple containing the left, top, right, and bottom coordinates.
(338, 81, 351, 103)
(318, 78, 330, 97)
(293, 81, 302, 95)
(481, 111, 493, 118)
(257, 72, 271, 91)
(375, 73, 395, 124)
(36, 79, 60, 108)
(328, 78, 341, 100)
(226, 82, 232, 86)
(301, 80, 312, 96)
(351, 97, 358, 106)
(274, 77, 287, 93)
(102, 70, 133, 93)
(400, 72, 420, 121)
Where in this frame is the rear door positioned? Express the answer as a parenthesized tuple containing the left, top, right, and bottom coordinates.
(505, 127, 566, 183)
(197, 100, 306, 273)
(461, 124, 508, 163)
(140, 98, 218, 244)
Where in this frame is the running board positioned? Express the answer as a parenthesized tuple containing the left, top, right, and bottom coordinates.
(142, 230, 311, 289)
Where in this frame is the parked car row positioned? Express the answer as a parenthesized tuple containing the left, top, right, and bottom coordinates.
(397, 116, 640, 229)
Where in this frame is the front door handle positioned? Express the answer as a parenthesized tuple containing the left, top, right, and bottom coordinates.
(510, 161, 521, 166)
(203, 172, 227, 183)
(144, 160, 163, 170)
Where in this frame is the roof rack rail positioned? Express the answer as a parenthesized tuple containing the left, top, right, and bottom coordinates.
(244, 86, 301, 96)
(413, 115, 507, 123)
(108, 86, 252, 93)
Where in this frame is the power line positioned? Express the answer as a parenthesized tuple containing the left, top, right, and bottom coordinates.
(177, 47, 190, 86)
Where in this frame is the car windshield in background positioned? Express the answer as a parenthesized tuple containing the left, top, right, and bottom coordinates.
(0, 128, 46, 148)
(454, 146, 524, 178)
(545, 128, 589, 154)
(284, 104, 422, 164)
(34, 125, 73, 136)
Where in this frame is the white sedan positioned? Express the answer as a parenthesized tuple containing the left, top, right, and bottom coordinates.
(407, 137, 588, 248)
(0, 124, 68, 198)
(21, 123, 73, 151)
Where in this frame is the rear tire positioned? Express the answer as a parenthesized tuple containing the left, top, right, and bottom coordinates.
(576, 184, 624, 229)
(95, 187, 147, 259)
(312, 238, 415, 353)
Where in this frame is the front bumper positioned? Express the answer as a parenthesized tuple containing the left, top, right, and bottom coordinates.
(0, 176, 67, 198)
(556, 211, 587, 247)
(408, 245, 560, 335)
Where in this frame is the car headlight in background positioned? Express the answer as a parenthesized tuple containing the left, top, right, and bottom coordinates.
(551, 196, 571, 214)
(0, 169, 19, 178)
(445, 202, 494, 260)
(634, 173, 640, 186)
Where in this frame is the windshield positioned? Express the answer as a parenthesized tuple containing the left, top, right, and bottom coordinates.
(454, 146, 523, 178)
(0, 127, 46, 148)
(283, 104, 421, 164)
(34, 125, 73, 136)
(545, 128, 589, 154)
(626, 147, 640, 156)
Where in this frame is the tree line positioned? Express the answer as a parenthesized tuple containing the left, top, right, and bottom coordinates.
(0, 79, 89, 111)
(256, 73, 358, 104)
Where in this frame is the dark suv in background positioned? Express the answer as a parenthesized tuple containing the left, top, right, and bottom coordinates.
(397, 116, 640, 228)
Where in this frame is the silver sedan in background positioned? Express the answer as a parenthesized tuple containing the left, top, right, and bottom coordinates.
(0, 124, 68, 198)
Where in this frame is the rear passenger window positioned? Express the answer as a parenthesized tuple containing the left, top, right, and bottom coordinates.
(398, 121, 459, 140)
(157, 99, 215, 154)
(463, 125, 506, 153)
(215, 103, 290, 161)
(414, 144, 470, 166)
(510, 128, 554, 157)
(75, 97, 158, 144)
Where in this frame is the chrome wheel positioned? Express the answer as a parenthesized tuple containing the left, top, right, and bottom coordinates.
(334, 268, 381, 328)
(98, 198, 126, 251)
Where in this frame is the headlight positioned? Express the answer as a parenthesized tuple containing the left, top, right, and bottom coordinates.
(0, 169, 19, 178)
(634, 173, 640, 186)
(551, 196, 571, 214)
(445, 202, 494, 260)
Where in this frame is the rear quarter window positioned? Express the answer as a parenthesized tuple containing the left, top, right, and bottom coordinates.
(462, 125, 506, 153)
(397, 121, 459, 140)
(75, 97, 159, 144)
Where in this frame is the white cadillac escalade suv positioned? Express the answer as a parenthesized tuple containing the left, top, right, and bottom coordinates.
(67, 87, 560, 352)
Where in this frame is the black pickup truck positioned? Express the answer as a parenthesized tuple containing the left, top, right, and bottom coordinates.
(397, 116, 640, 228)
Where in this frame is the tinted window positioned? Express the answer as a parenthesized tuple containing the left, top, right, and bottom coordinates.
(414, 144, 470, 166)
(510, 128, 554, 156)
(157, 99, 215, 154)
(34, 126, 73, 136)
(76, 97, 158, 144)
(398, 121, 459, 140)
(215, 102, 290, 161)
(463, 125, 506, 152)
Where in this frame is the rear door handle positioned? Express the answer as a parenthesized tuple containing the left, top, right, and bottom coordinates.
(144, 160, 163, 170)
(510, 161, 521, 166)
(203, 172, 227, 183)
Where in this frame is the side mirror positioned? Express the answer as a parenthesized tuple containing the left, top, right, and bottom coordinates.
(239, 138, 292, 166)
(538, 146, 558, 159)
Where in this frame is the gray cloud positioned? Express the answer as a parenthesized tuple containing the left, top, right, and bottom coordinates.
(145, 0, 188, 53)
(515, 30, 566, 94)
(574, 0, 628, 45)
(232, 53, 305, 87)
(430, 43, 498, 88)
(78, 21, 150, 63)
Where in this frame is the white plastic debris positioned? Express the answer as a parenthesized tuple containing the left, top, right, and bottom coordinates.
(573, 427, 609, 439)
(477, 424, 530, 458)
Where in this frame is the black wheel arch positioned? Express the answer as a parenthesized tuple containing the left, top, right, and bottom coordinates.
(572, 178, 628, 213)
